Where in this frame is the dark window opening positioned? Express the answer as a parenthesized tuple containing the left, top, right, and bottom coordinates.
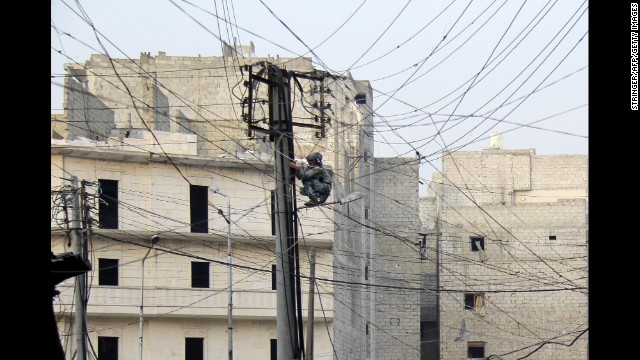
(270, 339, 277, 360)
(464, 293, 475, 309)
(464, 293, 485, 310)
(549, 235, 557, 240)
(98, 336, 118, 360)
(272, 264, 277, 290)
(271, 191, 276, 236)
(185, 337, 204, 360)
(98, 258, 119, 286)
(365, 265, 369, 280)
(190, 185, 208, 233)
(191, 262, 210, 288)
(99, 179, 118, 229)
(470, 236, 485, 251)
(354, 93, 366, 104)
(467, 342, 485, 358)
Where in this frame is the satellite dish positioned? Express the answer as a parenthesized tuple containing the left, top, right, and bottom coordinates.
(454, 319, 470, 341)
(424, 219, 436, 231)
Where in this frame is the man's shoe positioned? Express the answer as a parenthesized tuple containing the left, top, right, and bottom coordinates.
(317, 193, 329, 204)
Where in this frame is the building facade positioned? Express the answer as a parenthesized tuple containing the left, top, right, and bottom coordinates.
(332, 156, 424, 360)
(420, 145, 588, 359)
(51, 46, 378, 360)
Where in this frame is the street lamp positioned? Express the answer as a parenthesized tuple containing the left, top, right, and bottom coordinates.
(339, 191, 363, 204)
(211, 184, 233, 360)
(139, 234, 160, 360)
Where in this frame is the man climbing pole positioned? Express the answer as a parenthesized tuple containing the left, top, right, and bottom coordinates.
(289, 152, 332, 206)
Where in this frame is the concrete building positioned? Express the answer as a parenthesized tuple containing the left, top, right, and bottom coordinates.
(51, 46, 380, 360)
(420, 139, 588, 359)
(332, 156, 423, 360)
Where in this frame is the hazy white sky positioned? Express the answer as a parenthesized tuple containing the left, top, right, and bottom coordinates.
(51, 0, 588, 191)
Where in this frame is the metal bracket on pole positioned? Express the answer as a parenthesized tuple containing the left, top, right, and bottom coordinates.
(242, 62, 331, 142)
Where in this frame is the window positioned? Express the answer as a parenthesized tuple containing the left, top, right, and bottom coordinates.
(419, 234, 427, 260)
(99, 179, 118, 229)
(98, 258, 119, 286)
(354, 93, 366, 104)
(470, 236, 485, 251)
(190, 185, 208, 233)
(272, 264, 277, 290)
(549, 235, 557, 240)
(464, 293, 486, 316)
(271, 191, 276, 236)
(270, 338, 277, 360)
(98, 336, 118, 360)
(191, 262, 210, 288)
(467, 341, 485, 358)
(185, 337, 204, 360)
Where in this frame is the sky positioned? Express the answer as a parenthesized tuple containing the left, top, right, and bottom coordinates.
(51, 0, 588, 194)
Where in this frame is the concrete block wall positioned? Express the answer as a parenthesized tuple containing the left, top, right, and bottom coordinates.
(50, 156, 274, 237)
(438, 202, 587, 286)
(101, 130, 198, 155)
(65, 74, 115, 141)
(420, 274, 438, 320)
(153, 84, 171, 131)
(440, 149, 530, 207)
(331, 196, 369, 359)
(51, 114, 67, 139)
(439, 291, 587, 360)
(78, 52, 329, 158)
(81, 55, 146, 130)
(433, 147, 588, 360)
(71, 51, 371, 164)
(172, 109, 189, 134)
(331, 90, 374, 359)
(440, 149, 588, 208)
(530, 154, 588, 190)
(369, 158, 421, 360)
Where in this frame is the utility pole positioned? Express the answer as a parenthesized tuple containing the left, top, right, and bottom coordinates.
(70, 176, 87, 360)
(271, 65, 301, 360)
(139, 235, 160, 360)
(211, 187, 234, 360)
(306, 248, 316, 360)
(225, 195, 233, 360)
(242, 62, 332, 360)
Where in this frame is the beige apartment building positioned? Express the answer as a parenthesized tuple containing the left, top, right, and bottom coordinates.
(51, 45, 378, 360)
(50, 44, 586, 360)
(420, 141, 588, 360)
